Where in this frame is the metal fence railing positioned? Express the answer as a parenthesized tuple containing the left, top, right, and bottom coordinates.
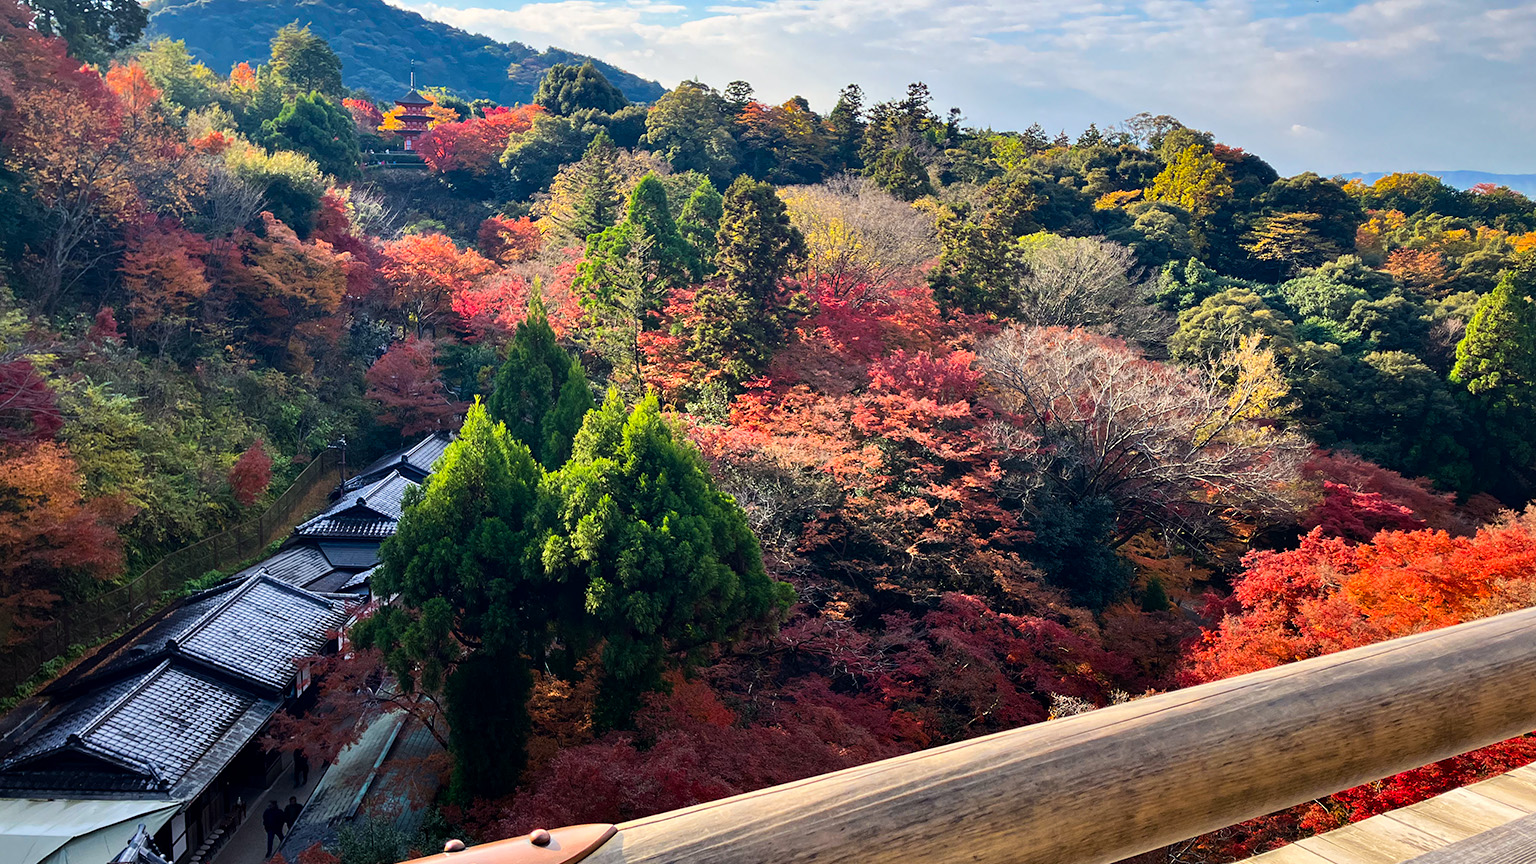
(0, 449, 343, 695)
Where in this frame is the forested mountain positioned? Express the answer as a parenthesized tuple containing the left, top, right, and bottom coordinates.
(4, 5, 1536, 863)
(1342, 170, 1536, 197)
(146, 0, 664, 103)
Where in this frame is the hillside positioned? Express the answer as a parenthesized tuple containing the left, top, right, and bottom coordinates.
(7, 10, 1536, 864)
(145, 0, 665, 104)
(1342, 170, 1536, 196)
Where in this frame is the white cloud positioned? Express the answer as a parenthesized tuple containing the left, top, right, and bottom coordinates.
(387, 0, 1536, 174)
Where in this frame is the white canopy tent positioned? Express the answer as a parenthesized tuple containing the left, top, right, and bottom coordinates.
(0, 798, 181, 864)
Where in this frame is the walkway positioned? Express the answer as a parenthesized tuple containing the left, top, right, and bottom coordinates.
(209, 755, 325, 864)
(1242, 764, 1536, 863)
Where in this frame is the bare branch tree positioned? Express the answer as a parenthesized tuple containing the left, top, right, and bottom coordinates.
(1012, 234, 1171, 346)
(779, 175, 938, 304)
(981, 326, 1305, 548)
(198, 161, 266, 237)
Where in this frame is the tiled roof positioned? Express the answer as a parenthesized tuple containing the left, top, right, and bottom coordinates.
(0, 661, 275, 797)
(0, 572, 345, 800)
(279, 711, 438, 858)
(176, 577, 345, 691)
(341, 566, 378, 593)
(396, 88, 432, 106)
(233, 546, 334, 588)
(296, 472, 414, 540)
(344, 432, 451, 492)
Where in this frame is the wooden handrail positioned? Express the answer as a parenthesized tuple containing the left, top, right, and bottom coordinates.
(410, 605, 1536, 864)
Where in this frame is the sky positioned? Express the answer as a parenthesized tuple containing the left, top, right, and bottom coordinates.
(386, 0, 1536, 177)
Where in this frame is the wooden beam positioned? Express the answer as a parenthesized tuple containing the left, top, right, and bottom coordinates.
(572, 606, 1536, 864)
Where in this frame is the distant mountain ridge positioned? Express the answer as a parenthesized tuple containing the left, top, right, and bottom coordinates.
(146, 0, 665, 105)
(1340, 170, 1536, 197)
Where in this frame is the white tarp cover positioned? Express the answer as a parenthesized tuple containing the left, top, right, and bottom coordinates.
(0, 798, 181, 864)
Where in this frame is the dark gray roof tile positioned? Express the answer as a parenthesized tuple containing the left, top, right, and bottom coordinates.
(233, 546, 334, 587)
(298, 472, 414, 540)
(344, 432, 451, 492)
(177, 578, 345, 690)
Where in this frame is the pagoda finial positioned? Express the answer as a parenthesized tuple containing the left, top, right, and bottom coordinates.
(410, 60, 415, 90)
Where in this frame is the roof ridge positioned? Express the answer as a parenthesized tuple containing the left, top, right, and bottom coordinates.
(248, 570, 347, 609)
(406, 431, 449, 460)
(69, 736, 167, 785)
(173, 574, 265, 646)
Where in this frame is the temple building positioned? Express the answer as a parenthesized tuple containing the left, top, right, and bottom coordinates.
(393, 71, 433, 152)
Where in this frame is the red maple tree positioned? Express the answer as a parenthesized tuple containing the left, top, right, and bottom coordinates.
(228, 440, 273, 506)
(365, 337, 464, 436)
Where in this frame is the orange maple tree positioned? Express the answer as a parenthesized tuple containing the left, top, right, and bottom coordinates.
(120, 215, 210, 348)
(378, 233, 496, 337)
(476, 214, 543, 265)
(0, 442, 131, 639)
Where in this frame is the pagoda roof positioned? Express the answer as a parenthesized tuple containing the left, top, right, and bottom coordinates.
(396, 88, 432, 107)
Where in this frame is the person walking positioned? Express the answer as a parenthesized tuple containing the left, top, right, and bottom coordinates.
(262, 800, 285, 857)
(293, 749, 310, 787)
(284, 796, 303, 833)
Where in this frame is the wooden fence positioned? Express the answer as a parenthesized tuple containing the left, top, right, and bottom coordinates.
(0, 448, 343, 695)
(408, 605, 1536, 864)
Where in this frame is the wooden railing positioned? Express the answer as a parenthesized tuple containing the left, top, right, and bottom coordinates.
(410, 605, 1536, 864)
(0, 449, 343, 695)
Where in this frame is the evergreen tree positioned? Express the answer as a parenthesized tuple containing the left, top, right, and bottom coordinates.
(357, 401, 547, 799)
(1451, 268, 1536, 401)
(722, 80, 755, 113)
(539, 390, 795, 729)
(1450, 265, 1536, 486)
(561, 130, 622, 244)
(686, 176, 806, 384)
(486, 294, 594, 469)
(678, 177, 724, 279)
(714, 175, 804, 306)
(576, 173, 695, 386)
(577, 172, 695, 309)
(267, 24, 344, 100)
(259, 92, 361, 181)
(533, 61, 628, 116)
(640, 81, 739, 184)
(826, 84, 866, 173)
(865, 146, 934, 202)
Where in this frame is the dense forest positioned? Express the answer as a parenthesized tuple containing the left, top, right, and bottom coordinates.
(3, 2, 1536, 861)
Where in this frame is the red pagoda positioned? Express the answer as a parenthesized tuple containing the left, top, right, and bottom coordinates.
(393, 67, 432, 152)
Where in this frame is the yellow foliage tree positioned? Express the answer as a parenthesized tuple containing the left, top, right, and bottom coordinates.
(1146, 144, 1233, 220)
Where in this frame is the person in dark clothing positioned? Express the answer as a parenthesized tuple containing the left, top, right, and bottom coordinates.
(284, 796, 302, 831)
(293, 749, 310, 786)
(262, 800, 285, 856)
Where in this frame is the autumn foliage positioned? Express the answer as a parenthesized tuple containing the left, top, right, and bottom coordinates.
(228, 440, 273, 506)
(477, 215, 543, 265)
(365, 338, 463, 436)
(418, 104, 543, 176)
(1183, 510, 1536, 856)
(378, 233, 496, 337)
(0, 443, 131, 639)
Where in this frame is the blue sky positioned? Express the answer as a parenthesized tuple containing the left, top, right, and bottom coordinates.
(387, 0, 1536, 176)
